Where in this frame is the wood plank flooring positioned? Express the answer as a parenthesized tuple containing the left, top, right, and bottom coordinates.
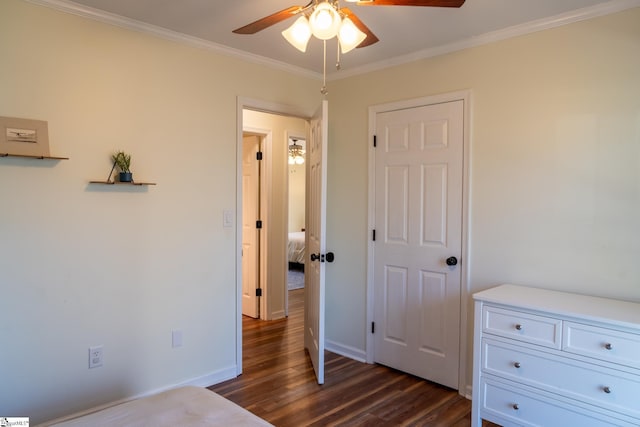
(209, 288, 495, 426)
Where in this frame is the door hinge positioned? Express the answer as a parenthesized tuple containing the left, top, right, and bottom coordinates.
(256, 288, 262, 297)
(256, 151, 263, 161)
(256, 220, 263, 229)
(371, 322, 375, 334)
(372, 229, 376, 241)
(373, 135, 377, 147)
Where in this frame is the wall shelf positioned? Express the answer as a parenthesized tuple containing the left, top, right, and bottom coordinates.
(89, 180, 156, 186)
(1, 153, 69, 160)
(91, 154, 155, 186)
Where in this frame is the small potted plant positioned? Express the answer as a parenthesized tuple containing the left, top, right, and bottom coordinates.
(112, 151, 132, 182)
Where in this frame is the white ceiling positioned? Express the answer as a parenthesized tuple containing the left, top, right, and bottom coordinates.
(33, 0, 637, 79)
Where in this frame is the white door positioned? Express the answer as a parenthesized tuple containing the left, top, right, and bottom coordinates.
(242, 135, 260, 318)
(305, 100, 328, 384)
(373, 100, 463, 389)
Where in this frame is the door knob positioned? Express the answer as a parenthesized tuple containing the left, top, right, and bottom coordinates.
(311, 252, 335, 263)
(446, 256, 458, 266)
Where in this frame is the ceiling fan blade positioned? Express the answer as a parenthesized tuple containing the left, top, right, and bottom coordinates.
(341, 8, 379, 48)
(356, 0, 465, 7)
(232, 6, 304, 34)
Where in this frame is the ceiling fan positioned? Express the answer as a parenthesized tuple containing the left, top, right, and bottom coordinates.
(232, 0, 466, 51)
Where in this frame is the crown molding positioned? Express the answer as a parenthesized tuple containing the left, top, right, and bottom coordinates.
(329, 0, 640, 81)
(24, 0, 639, 82)
(24, 0, 323, 80)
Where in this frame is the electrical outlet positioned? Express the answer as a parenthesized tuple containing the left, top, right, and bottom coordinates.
(89, 345, 103, 369)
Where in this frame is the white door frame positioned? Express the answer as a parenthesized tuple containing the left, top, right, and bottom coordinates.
(236, 97, 311, 375)
(366, 90, 472, 395)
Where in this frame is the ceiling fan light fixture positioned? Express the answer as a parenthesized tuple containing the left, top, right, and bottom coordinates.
(309, 2, 341, 40)
(282, 16, 312, 52)
(338, 17, 367, 53)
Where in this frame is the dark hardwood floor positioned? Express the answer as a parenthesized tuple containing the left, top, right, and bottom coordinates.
(209, 288, 495, 426)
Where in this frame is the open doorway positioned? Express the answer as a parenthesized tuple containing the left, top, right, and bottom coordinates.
(236, 98, 329, 384)
(241, 108, 307, 323)
(286, 136, 306, 294)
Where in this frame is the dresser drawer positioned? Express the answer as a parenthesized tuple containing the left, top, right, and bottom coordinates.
(482, 339, 640, 418)
(480, 378, 631, 427)
(482, 306, 562, 349)
(563, 322, 640, 369)
(473, 285, 640, 427)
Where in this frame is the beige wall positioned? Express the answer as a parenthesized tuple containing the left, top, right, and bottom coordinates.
(0, 0, 317, 422)
(2, 0, 639, 420)
(243, 110, 307, 319)
(288, 160, 306, 233)
(325, 8, 640, 390)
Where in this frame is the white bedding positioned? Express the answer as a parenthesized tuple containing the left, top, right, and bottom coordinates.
(48, 386, 272, 427)
(288, 231, 305, 264)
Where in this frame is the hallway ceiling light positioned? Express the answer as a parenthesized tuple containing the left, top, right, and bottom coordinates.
(289, 140, 305, 165)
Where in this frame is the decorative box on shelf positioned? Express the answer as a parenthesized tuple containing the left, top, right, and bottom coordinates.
(1, 116, 68, 161)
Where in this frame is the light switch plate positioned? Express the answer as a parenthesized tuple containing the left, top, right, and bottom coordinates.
(223, 209, 233, 228)
(172, 329, 183, 348)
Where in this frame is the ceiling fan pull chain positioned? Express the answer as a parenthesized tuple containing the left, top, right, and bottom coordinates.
(336, 38, 341, 71)
(321, 40, 328, 95)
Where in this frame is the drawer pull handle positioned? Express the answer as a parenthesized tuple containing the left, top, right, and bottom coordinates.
(512, 404, 520, 410)
(515, 324, 523, 331)
(603, 386, 612, 394)
(605, 343, 613, 350)
(514, 362, 521, 368)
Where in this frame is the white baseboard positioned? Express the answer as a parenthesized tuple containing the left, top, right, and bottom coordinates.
(179, 365, 238, 388)
(463, 384, 473, 400)
(325, 339, 367, 363)
(324, 338, 474, 402)
(270, 310, 286, 320)
(325, 340, 474, 401)
(37, 365, 238, 427)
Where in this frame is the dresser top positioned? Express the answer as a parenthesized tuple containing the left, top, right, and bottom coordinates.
(473, 284, 640, 329)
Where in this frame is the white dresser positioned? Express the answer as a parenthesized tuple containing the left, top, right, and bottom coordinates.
(471, 284, 640, 427)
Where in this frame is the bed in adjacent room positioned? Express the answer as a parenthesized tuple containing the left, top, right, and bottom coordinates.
(288, 231, 305, 268)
